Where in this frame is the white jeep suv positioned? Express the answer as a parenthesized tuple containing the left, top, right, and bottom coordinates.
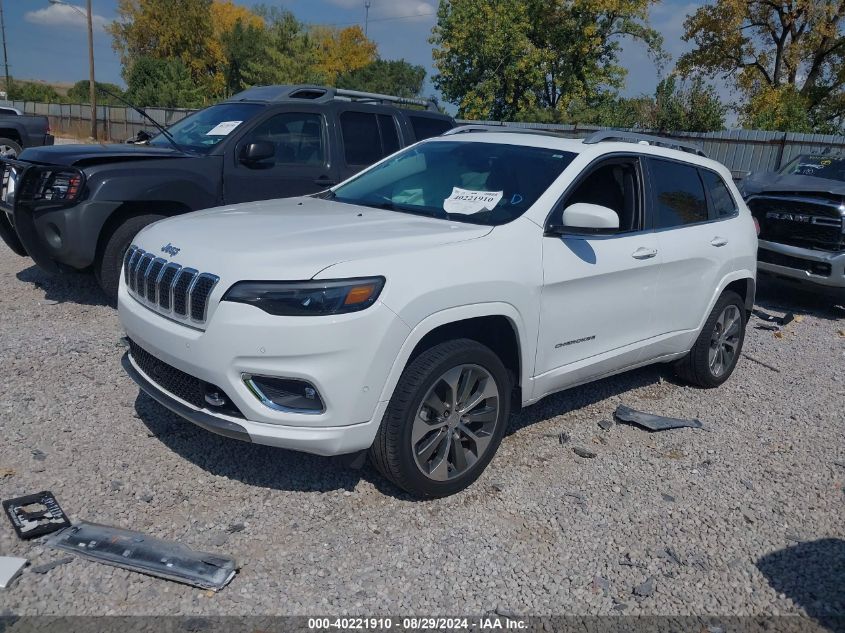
(118, 129, 757, 498)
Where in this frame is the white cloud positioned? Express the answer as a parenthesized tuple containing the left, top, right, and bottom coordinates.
(24, 4, 110, 31)
(327, 0, 435, 20)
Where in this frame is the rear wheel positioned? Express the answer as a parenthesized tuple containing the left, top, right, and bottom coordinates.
(675, 290, 746, 388)
(0, 138, 22, 159)
(370, 339, 511, 498)
(95, 214, 166, 303)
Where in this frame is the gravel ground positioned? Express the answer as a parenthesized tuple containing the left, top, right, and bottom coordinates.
(0, 248, 842, 620)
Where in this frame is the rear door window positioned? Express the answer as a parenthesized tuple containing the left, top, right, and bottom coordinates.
(409, 115, 453, 141)
(700, 170, 737, 219)
(340, 111, 382, 166)
(378, 115, 400, 156)
(649, 158, 708, 228)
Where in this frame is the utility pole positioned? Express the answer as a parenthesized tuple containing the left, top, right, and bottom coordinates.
(86, 0, 96, 140)
(0, 0, 10, 97)
(364, 0, 371, 37)
(49, 0, 96, 139)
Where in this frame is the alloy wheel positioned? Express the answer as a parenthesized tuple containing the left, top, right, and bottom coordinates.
(411, 363, 500, 481)
(0, 145, 17, 159)
(709, 304, 741, 377)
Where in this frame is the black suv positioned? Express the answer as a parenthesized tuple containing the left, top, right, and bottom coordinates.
(0, 85, 454, 299)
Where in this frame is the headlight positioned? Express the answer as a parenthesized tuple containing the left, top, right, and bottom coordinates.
(222, 277, 385, 316)
(31, 168, 84, 204)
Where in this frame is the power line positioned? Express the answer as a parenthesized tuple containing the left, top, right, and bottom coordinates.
(317, 10, 436, 29)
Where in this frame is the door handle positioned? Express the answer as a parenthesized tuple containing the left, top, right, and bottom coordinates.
(632, 247, 658, 260)
(710, 236, 729, 247)
(314, 176, 337, 187)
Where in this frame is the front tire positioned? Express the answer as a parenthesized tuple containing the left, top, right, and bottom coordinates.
(370, 339, 511, 498)
(95, 214, 166, 303)
(0, 137, 22, 159)
(675, 290, 746, 388)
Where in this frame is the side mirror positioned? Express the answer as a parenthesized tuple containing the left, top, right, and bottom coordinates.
(240, 141, 275, 164)
(557, 203, 619, 235)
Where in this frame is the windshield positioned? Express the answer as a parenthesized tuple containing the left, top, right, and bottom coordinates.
(332, 140, 577, 225)
(150, 103, 265, 154)
(780, 154, 845, 182)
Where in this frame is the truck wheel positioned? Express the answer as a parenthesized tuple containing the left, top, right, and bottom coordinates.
(0, 138, 22, 159)
(674, 290, 746, 388)
(370, 339, 511, 498)
(95, 214, 166, 303)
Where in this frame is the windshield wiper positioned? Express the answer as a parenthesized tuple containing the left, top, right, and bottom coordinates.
(97, 86, 186, 154)
(368, 200, 443, 218)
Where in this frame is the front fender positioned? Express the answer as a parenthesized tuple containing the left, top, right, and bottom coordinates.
(376, 302, 534, 406)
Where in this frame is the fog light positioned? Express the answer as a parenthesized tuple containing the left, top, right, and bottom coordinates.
(243, 374, 324, 413)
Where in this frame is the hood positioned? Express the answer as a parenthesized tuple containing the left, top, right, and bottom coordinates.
(133, 196, 494, 281)
(742, 171, 845, 198)
(19, 143, 189, 167)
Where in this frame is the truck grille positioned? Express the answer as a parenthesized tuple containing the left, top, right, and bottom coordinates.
(124, 246, 220, 325)
(127, 339, 243, 418)
(748, 196, 845, 252)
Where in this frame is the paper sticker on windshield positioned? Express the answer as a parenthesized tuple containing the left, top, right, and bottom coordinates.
(443, 187, 503, 215)
(206, 121, 243, 136)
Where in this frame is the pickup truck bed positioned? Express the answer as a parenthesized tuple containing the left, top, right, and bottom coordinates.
(0, 112, 54, 158)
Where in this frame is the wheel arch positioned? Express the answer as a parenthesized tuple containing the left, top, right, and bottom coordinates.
(377, 303, 530, 410)
(95, 200, 191, 261)
(0, 128, 22, 144)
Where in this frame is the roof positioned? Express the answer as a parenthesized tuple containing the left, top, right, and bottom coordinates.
(225, 84, 440, 112)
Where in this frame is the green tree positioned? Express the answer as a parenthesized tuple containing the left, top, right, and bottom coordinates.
(336, 59, 427, 98)
(220, 18, 266, 95)
(242, 6, 324, 85)
(679, 0, 845, 132)
(109, 0, 215, 86)
(124, 56, 204, 108)
(7, 80, 64, 102)
(67, 80, 125, 105)
(431, 0, 664, 120)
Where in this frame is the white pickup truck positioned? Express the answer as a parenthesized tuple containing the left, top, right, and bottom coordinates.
(118, 128, 757, 498)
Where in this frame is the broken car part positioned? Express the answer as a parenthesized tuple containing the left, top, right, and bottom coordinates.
(613, 405, 703, 432)
(0, 557, 27, 589)
(3, 491, 71, 540)
(48, 522, 237, 591)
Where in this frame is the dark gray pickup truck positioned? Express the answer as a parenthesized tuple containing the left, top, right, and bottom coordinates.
(0, 85, 453, 301)
(0, 108, 54, 158)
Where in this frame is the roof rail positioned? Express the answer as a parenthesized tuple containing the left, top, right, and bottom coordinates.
(582, 130, 707, 157)
(226, 84, 440, 111)
(442, 124, 572, 138)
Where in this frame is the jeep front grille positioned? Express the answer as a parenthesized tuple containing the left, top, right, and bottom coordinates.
(123, 245, 220, 325)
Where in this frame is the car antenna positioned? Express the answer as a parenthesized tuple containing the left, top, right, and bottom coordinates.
(96, 86, 183, 152)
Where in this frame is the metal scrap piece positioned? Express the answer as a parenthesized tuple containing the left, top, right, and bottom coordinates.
(0, 557, 27, 589)
(48, 522, 237, 591)
(614, 405, 703, 432)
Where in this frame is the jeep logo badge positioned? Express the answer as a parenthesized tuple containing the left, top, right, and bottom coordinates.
(161, 243, 180, 257)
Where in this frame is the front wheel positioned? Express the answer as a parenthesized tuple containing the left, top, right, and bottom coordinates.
(0, 137, 22, 159)
(370, 339, 511, 498)
(95, 214, 166, 303)
(675, 290, 746, 388)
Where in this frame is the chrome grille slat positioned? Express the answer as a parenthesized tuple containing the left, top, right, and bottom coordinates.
(122, 246, 218, 327)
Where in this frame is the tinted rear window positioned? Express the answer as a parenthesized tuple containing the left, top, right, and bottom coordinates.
(650, 159, 708, 228)
(701, 170, 737, 219)
(409, 116, 453, 141)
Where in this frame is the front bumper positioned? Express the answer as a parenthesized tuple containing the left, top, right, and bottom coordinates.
(4, 198, 122, 271)
(118, 280, 410, 456)
(757, 240, 845, 291)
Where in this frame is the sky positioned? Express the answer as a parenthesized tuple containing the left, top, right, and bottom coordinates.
(2, 0, 704, 106)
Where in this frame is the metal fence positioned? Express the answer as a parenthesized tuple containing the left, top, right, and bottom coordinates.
(4, 99, 845, 176)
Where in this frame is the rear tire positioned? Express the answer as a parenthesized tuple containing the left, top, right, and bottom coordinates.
(370, 339, 511, 498)
(674, 290, 746, 388)
(0, 137, 22, 159)
(95, 214, 166, 303)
